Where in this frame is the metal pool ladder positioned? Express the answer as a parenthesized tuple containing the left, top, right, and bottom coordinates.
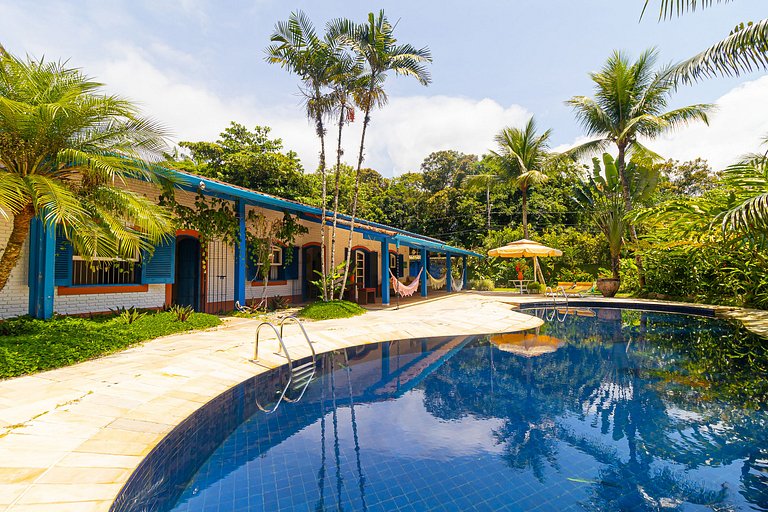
(253, 315, 317, 413)
(544, 286, 569, 322)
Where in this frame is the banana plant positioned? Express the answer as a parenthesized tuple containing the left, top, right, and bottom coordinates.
(589, 153, 659, 204)
(575, 152, 658, 279)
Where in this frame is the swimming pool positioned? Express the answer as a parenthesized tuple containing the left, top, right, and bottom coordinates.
(112, 308, 768, 512)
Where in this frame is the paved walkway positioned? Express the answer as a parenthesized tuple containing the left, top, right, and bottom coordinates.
(0, 293, 541, 512)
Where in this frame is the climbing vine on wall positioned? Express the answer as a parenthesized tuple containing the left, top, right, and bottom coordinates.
(159, 189, 307, 302)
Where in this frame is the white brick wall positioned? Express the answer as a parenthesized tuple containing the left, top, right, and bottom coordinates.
(0, 183, 415, 319)
(54, 285, 166, 315)
(0, 218, 29, 319)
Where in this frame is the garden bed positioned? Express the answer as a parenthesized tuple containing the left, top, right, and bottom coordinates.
(0, 311, 221, 379)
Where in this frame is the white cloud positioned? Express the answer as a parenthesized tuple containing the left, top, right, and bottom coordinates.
(555, 75, 768, 171)
(651, 76, 768, 170)
(78, 44, 534, 175)
(355, 96, 531, 175)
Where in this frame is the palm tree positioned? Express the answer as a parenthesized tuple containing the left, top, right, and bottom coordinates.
(266, 11, 337, 301)
(492, 117, 552, 239)
(642, 1, 768, 83)
(565, 48, 713, 285)
(327, 51, 363, 300)
(330, 11, 432, 298)
(0, 48, 174, 293)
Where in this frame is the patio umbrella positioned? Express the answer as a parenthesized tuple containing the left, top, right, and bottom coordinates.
(487, 239, 562, 285)
(490, 332, 565, 357)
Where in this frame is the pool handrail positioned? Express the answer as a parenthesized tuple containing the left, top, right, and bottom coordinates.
(253, 321, 293, 413)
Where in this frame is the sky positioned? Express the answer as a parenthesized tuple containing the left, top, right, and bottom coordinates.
(2, 0, 767, 176)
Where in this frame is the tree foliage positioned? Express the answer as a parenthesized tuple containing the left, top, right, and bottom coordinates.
(173, 122, 311, 201)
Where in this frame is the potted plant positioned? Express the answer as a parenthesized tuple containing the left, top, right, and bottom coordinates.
(596, 269, 620, 298)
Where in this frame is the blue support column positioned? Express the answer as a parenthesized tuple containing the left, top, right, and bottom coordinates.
(462, 255, 468, 289)
(446, 253, 452, 293)
(234, 200, 247, 307)
(28, 218, 55, 319)
(420, 248, 428, 297)
(381, 237, 390, 305)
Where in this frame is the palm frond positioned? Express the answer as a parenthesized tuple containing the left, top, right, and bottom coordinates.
(561, 138, 611, 162)
(24, 174, 88, 227)
(672, 19, 768, 83)
(722, 192, 768, 232)
(0, 171, 26, 218)
(642, 0, 732, 20)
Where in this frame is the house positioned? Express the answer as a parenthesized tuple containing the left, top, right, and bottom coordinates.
(0, 169, 481, 320)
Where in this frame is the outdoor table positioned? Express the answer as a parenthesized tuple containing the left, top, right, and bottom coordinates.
(509, 279, 533, 294)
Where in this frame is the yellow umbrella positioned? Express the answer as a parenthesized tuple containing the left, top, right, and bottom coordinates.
(487, 239, 562, 285)
(490, 332, 565, 357)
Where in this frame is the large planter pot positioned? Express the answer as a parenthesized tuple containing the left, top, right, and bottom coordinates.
(596, 278, 620, 298)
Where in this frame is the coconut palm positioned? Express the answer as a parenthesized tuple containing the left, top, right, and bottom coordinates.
(492, 117, 552, 239)
(266, 11, 338, 301)
(0, 48, 174, 293)
(329, 10, 432, 298)
(642, 1, 768, 83)
(566, 48, 713, 285)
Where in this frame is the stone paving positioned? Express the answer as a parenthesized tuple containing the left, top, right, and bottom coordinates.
(0, 292, 542, 512)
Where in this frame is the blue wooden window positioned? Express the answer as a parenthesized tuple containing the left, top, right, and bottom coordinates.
(283, 247, 300, 280)
(141, 238, 176, 284)
(54, 229, 73, 286)
(398, 254, 405, 278)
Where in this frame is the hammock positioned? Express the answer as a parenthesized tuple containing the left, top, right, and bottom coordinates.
(390, 269, 422, 297)
(451, 270, 465, 292)
(427, 270, 446, 290)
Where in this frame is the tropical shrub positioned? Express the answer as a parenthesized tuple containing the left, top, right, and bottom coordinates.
(469, 279, 495, 291)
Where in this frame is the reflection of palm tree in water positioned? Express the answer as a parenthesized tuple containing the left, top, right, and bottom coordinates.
(344, 349, 368, 512)
(315, 356, 327, 512)
(315, 350, 368, 512)
(494, 355, 560, 482)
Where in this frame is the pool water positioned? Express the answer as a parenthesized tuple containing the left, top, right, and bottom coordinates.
(116, 308, 768, 512)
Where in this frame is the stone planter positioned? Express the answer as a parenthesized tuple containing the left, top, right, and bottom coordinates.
(596, 278, 620, 298)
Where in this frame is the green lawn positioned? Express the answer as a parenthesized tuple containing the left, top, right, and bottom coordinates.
(297, 300, 366, 321)
(0, 311, 221, 379)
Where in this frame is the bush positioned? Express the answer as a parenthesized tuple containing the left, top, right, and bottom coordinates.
(527, 282, 542, 293)
(619, 259, 640, 294)
(469, 279, 495, 291)
(268, 295, 289, 311)
(0, 311, 221, 379)
(297, 300, 365, 321)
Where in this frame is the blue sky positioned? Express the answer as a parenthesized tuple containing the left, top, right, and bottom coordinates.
(2, 0, 767, 175)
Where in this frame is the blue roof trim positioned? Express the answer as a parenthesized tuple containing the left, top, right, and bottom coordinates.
(171, 170, 483, 258)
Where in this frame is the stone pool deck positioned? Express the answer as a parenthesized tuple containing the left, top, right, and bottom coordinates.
(0, 292, 542, 512)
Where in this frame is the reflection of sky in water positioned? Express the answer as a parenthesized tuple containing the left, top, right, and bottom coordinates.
(295, 391, 506, 461)
(166, 310, 768, 512)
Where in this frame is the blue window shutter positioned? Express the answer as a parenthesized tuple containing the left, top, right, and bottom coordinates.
(54, 229, 73, 286)
(284, 246, 300, 280)
(398, 254, 405, 278)
(141, 238, 176, 284)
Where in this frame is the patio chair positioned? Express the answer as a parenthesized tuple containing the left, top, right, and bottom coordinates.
(562, 282, 596, 297)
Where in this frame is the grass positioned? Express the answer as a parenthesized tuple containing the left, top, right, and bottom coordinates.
(297, 300, 366, 321)
(0, 311, 221, 379)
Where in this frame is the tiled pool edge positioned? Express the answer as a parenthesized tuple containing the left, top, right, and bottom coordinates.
(0, 293, 542, 512)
